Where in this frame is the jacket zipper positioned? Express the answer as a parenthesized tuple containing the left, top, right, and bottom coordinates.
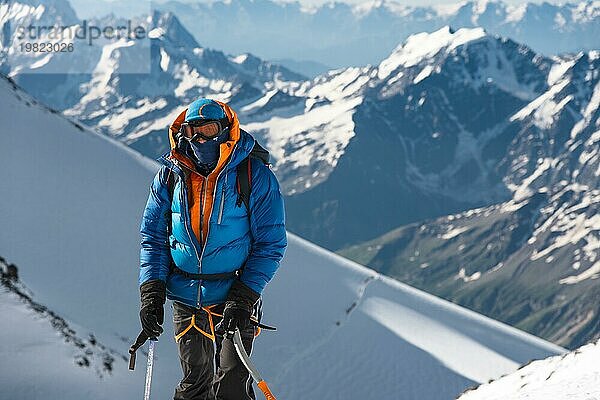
(177, 174, 203, 307)
(174, 144, 238, 307)
(196, 177, 208, 307)
(201, 144, 237, 255)
(199, 179, 206, 245)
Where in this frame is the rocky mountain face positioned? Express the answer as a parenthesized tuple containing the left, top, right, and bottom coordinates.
(156, 0, 600, 68)
(340, 51, 600, 349)
(281, 27, 553, 249)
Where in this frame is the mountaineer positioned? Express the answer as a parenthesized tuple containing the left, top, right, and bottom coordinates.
(138, 98, 287, 399)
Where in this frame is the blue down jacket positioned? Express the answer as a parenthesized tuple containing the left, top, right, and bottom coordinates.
(139, 129, 287, 307)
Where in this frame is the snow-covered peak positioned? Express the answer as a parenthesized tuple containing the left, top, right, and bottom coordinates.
(0, 2, 304, 133)
(91, 11, 200, 49)
(156, 0, 600, 69)
(378, 26, 486, 79)
(472, 0, 491, 16)
(148, 10, 199, 48)
(2, 0, 77, 17)
(547, 56, 577, 86)
(231, 53, 249, 64)
(510, 51, 599, 134)
(230, 52, 262, 70)
(458, 340, 600, 400)
(0, 0, 78, 30)
(0, 2, 45, 23)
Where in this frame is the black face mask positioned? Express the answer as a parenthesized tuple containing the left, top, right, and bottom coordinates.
(189, 139, 220, 172)
(179, 130, 230, 175)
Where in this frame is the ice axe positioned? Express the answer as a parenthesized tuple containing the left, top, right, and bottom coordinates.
(230, 328, 277, 400)
(128, 331, 157, 400)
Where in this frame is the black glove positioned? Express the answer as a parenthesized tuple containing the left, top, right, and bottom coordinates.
(139, 280, 166, 339)
(217, 280, 260, 334)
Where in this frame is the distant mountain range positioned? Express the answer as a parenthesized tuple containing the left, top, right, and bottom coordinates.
(0, 1, 304, 156)
(156, 0, 600, 69)
(0, 1, 558, 247)
(1, 0, 599, 352)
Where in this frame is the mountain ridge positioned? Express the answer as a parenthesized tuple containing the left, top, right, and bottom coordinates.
(338, 48, 600, 349)
(0, 256, 125, 377)
(156, 0, 600, 67)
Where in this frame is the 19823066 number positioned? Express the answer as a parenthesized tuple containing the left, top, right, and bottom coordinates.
(19, 42, 74, 53)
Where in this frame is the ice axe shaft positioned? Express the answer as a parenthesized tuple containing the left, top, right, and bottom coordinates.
(232, 329, 277, 400)
(128, 332, 158, 399)
(144, 339, 156, 400)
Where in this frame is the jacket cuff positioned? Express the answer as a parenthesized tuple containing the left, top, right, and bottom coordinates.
(226, 280, 260, 308)
(140, 279, 167, 305)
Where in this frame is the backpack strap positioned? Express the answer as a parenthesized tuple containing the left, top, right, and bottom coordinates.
(235, 140, 271, 216)
(236, 157, 252, 213)
(166, 168, 176, 201)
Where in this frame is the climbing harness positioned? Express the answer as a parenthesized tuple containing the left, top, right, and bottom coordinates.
(174, 305, 274, 343)
(174, 305, 223, 343)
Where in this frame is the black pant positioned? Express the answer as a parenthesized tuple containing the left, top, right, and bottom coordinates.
(172, 301, 257, 400)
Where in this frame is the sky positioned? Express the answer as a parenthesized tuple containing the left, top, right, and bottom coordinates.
(67, 0, 582, 20)
(69, 0, 575, 13)
(291, 0, 569, 4)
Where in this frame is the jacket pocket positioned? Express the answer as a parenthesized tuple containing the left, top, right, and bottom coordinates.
(217, 186, 225, 225)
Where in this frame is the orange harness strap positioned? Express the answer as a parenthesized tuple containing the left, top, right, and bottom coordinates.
(174, 305, 222, 343)
(174, 306, 262, 343)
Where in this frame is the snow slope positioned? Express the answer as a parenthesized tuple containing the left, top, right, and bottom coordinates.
(458, 340, 600, 400)
(260, 236, 564, 400)
(0, 74, 564, 399)
(0, 257, 146, 400)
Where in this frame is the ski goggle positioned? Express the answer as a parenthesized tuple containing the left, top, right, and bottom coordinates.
(180, 120, 228, 141)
